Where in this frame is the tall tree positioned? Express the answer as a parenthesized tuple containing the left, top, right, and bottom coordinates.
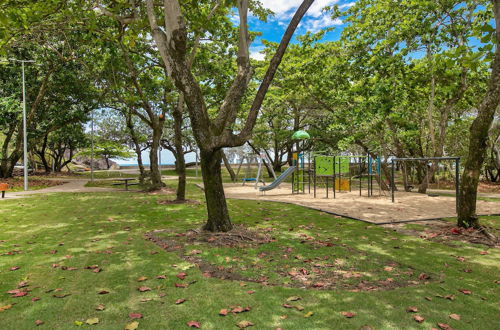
(458, 0, 500, 228)
(145, 0, 314, 231)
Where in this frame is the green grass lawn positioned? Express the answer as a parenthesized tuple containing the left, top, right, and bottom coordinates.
(0, 182, 498, 329)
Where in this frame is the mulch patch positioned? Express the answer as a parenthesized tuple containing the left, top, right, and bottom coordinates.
(384, 221, 499, 247)
(145, 226, 432, 291)
(146, 187, 177, 195)
(0, 177, 66, 190)
(156, 199, 201, 205)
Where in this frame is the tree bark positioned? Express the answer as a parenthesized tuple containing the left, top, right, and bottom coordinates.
(458, 0, 500, 228)
(35, 133, 51, 173)
(221, 150, 236, 182)
(200, 149, 232, 232)
(149, 123, 164, 190)
(145, 0, 313, 231)
(173, 96, 187, 201)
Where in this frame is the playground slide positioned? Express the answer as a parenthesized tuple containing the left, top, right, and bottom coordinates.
(259, 166, 296, 192)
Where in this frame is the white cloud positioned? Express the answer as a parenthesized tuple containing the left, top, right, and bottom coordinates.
(339, 2, 356, 9)
(308, 0, 341, 18)
(250, 47, 266, 61)
(258, 0, 345, 31)
(258, 0, 304, 17)
(304, 16, 343, 33)
(259, 0, 340, 18)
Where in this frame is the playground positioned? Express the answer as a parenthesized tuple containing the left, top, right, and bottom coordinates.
(227, 131, 500, 224)
(223, 183, 500, 224)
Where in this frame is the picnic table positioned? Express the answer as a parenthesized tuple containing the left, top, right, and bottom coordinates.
(112, 178, 138, 191)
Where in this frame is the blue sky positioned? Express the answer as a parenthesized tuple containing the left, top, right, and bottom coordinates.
(119, 0, 355, 166)
(245, 0, 355, 60)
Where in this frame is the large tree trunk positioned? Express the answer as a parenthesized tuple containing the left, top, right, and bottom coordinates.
(149, 125, 164, 190)
(200, 149, 232, 232)
(173, 97, 187, 201)
(145, 0, 314, 232)
(458, 0, 500, 228)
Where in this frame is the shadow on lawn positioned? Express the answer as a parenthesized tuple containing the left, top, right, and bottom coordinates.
(0, 191, 498, 329)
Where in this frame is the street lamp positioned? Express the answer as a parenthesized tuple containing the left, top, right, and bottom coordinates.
(90, 109, 94, 182)
(2, 58, 35, 191)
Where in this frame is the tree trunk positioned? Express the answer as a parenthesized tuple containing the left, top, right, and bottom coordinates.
(126, 111, 146, 184)
(418, 163, 436, 194)
(37, 134, 51, 173)
(149, 121, 165, 190)
(221, 150, 236, 182)
(458, 0, 500, 228)
(173, 97, 187, 201)
(200, 149, 232, 232)
(149, 131, 163, 190)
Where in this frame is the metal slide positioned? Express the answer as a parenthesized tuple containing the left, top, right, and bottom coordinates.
(259, 166, 296, 191)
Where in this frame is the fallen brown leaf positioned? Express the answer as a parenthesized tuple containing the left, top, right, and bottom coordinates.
(413, 315, 424, 323)
(219, 309, 230, 316)
(187, 320, 200, 328)
(437, 323, 452, 330)
(0, 305, 13, 312)
(236, 320, 254, 328)
(341, 312, 356, 318)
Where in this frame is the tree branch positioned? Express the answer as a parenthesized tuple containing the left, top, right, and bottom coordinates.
(212, 0, 252, 135)
(235, 0, 315, 145)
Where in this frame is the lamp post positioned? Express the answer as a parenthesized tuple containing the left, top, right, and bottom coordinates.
(8, 59, 35, 191)
(90, 110, 94, 182)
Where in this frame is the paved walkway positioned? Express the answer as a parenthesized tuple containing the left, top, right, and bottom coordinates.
(427, 189, 500, 199)
(0, 179, 117, 201)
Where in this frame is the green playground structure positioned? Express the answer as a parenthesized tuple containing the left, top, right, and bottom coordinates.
(259, 130, 384, 198)
(286, 130, 384, 198)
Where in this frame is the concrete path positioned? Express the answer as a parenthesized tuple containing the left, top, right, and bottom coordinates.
(0, 179, 117, 201)
(427, 189, 500, 199)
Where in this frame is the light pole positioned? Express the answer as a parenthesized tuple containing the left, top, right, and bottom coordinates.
(9, 59, 35, 191)
(90, 110, 94, 182)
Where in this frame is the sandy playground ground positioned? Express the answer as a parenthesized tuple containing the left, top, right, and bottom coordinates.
(220, 183, 500, 224)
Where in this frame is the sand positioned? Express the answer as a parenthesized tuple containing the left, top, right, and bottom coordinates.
(221, 183, 500, 224)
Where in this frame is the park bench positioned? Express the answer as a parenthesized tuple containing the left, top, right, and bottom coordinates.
(112, 178, 139, 191)
(0, 183, 8, 198)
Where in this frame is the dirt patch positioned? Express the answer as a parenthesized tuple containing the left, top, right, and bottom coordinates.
(383, 221, 499, 247)
(146, 187, 176, 195)
(145, 227, 434, 291)
(0, 177, 66, 190)
(156, 199, 201, 205)
(478, 181, 500, 193)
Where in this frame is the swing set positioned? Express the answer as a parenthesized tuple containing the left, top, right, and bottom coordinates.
(235, 152, 276, 189)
